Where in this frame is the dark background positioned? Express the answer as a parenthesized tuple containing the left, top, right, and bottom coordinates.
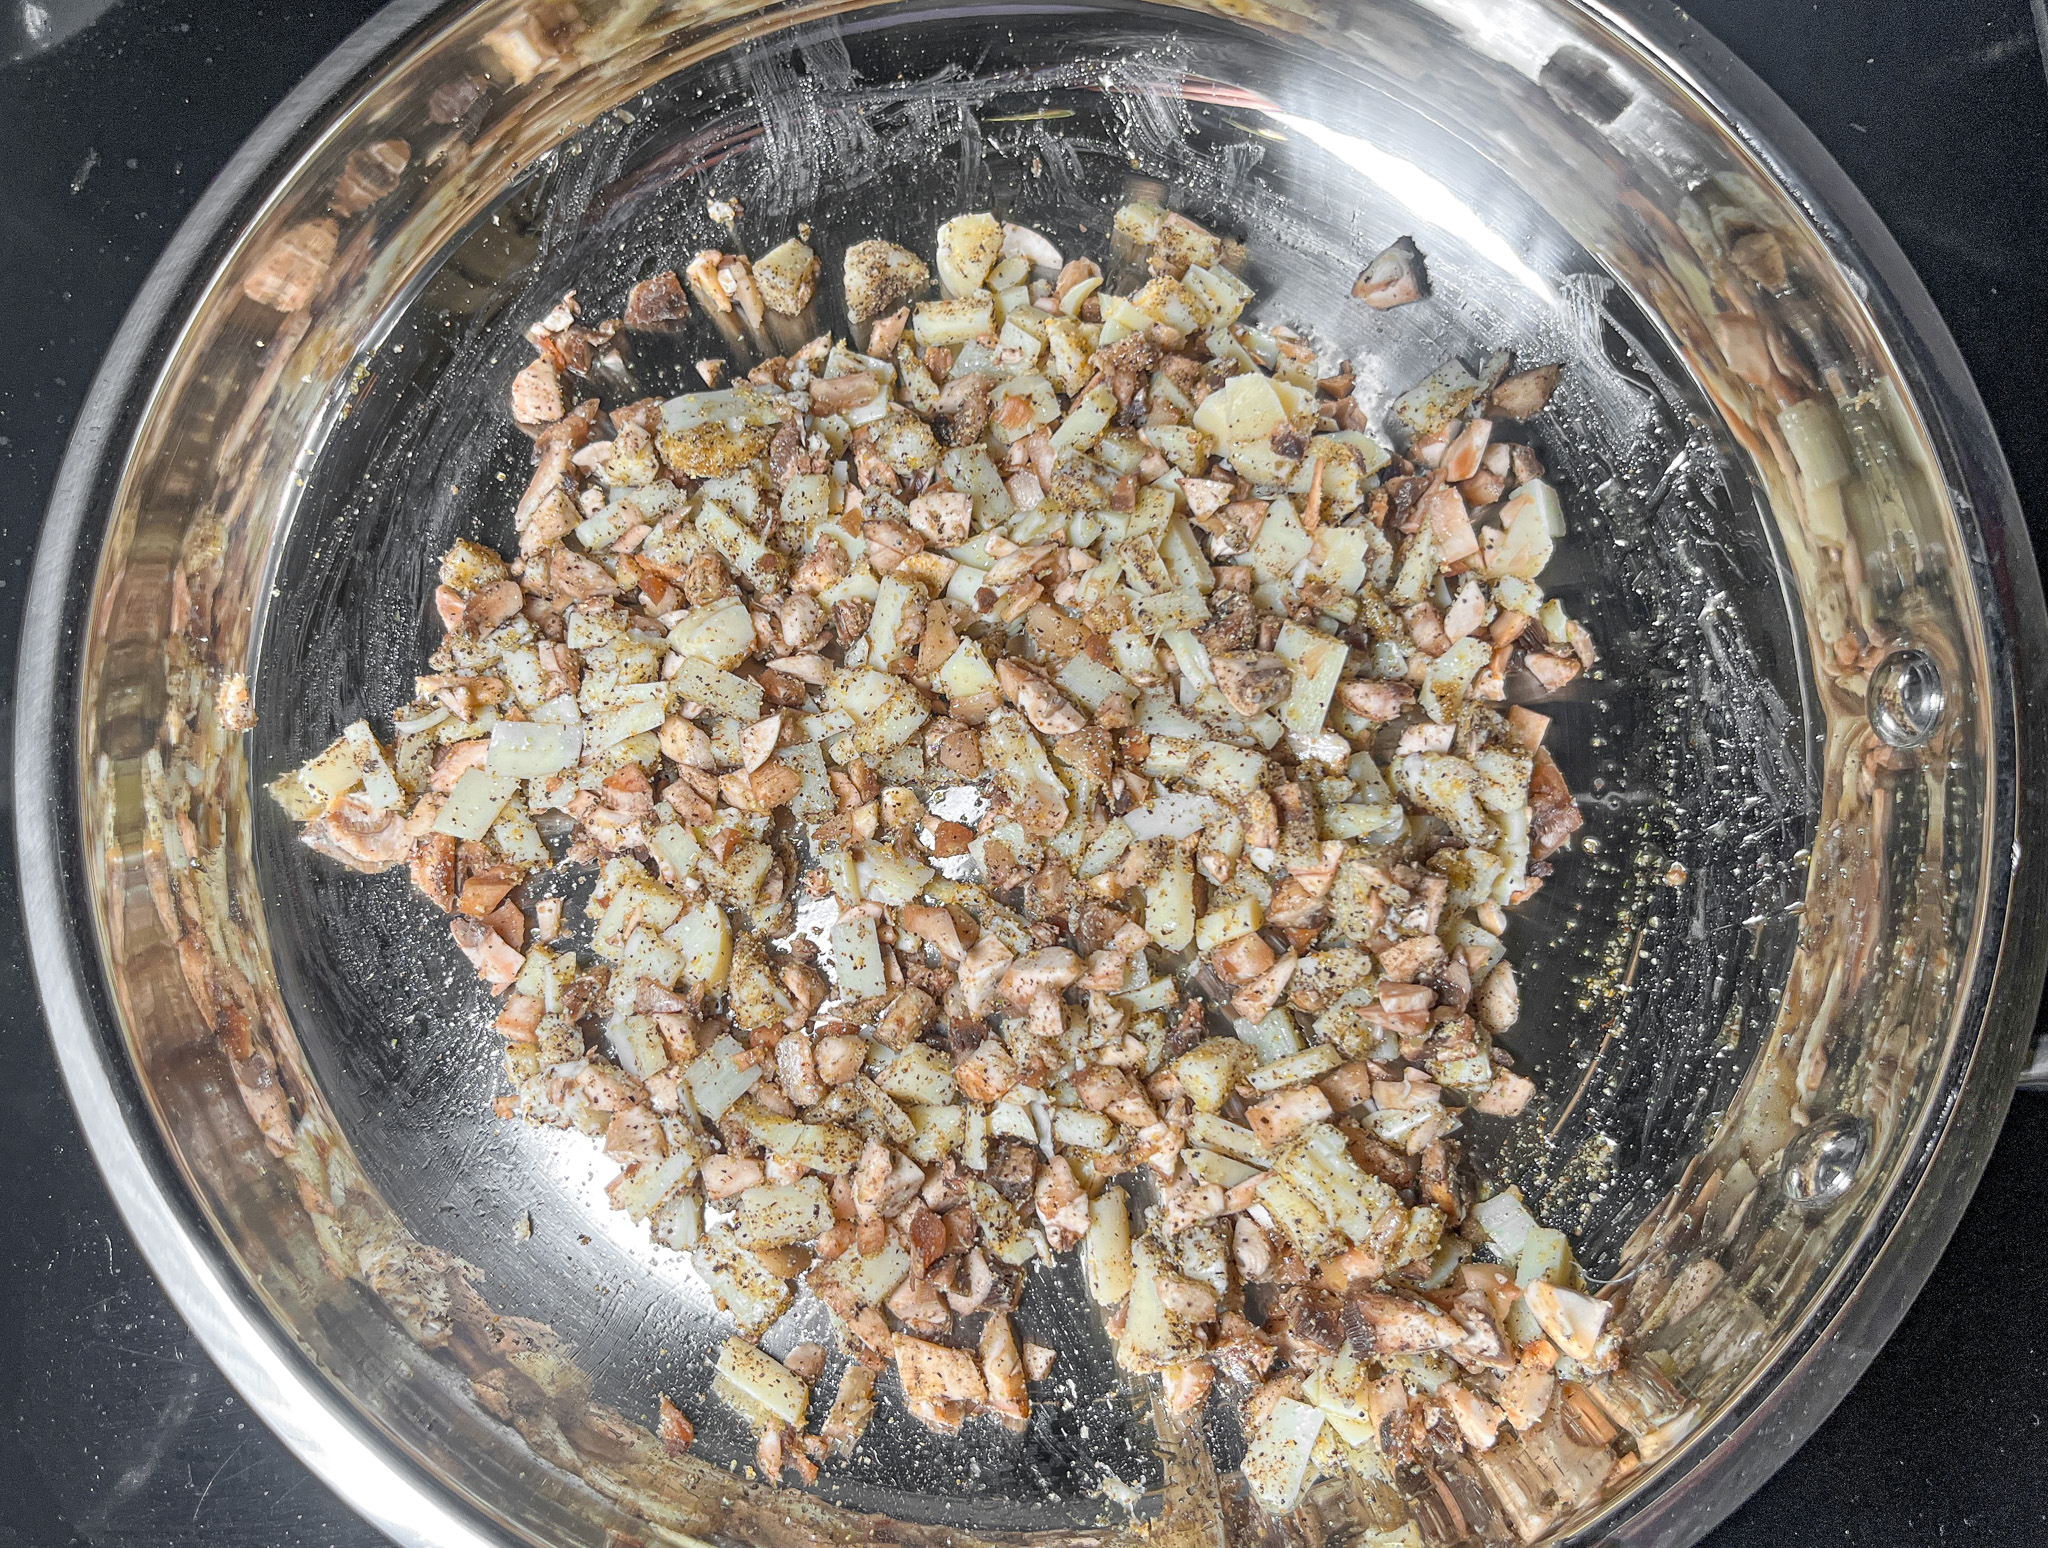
(1, 2, 2044, 1543)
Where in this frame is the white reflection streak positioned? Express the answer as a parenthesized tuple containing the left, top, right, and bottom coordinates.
(1266, 111, 1558, 306)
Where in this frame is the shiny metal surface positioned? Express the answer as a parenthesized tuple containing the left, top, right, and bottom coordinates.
(16, 1, 2046, 1545)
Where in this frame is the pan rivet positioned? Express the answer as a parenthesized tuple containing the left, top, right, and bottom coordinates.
(1781, 1113, 1869, 1212)
(1867, 647, 1943, 748)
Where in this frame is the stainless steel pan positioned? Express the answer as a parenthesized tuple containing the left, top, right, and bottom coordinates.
(17, 2, 2046, 1543)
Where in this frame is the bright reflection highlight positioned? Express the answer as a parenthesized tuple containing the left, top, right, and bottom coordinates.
(1268, 111, 1558, 305)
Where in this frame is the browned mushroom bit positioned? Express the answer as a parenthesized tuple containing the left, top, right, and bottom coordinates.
(270, 201, 1603, 1513)
(1352, 235, 1429, 310)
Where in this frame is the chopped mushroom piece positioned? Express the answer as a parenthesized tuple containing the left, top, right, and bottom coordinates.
(657, 1394, 695, 1456)
(1488, 362, 1563, 420)
(980, 1314, 1030, 1431)
(510, 357, 566, 426)
(895, 1335, 987, 1435)
(624, 270, 691, 329)
(1353, 235, 1428, 309)
(821, 1363, 876, 1455)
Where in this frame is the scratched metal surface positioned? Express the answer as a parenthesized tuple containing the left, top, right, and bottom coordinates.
(2, 1, 2047, 1546)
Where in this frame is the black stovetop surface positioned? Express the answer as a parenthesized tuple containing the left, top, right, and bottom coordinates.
(2, 2, 2045, 1544)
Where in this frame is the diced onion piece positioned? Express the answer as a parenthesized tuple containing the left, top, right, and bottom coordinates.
(1119, 976, 1179, 1013)
(1157, 514, 1215, 592)
(1052, 1107, 1116, 1149)
(1130, 588, 1210, 636)
(858, 844, 935, 905)
(1515, 1225, 1574, 1288)
(1186, 1148, 1261, 1190)
(913, 293, 995, 348)
(649, 822, 703, 883)
(620, 925, 688, 991)
(865, 574, 921, 669)
(391, 702, 449, 737)
(487, 719, 581, 778)
(685, 1033, 762, 1120)
(904, 1103, 966, 1163)
(1191, 369, 1285, 451)
(990, 1101, 1036, 1144)
(694, 1228, 795, 1340)
(668, 900, 732, 988)
(334, 721, 403, 810)
(432, 769, 519, 839)
(589, 695, 668, 751)
(1474, 1191, 1537, 1263)
(1420, 636, 1490, 727)
(1135, 694, 1202, 739)
(1238, 1008, 1303, 1063)
(491, 799, 550, 865)
(296, 734, 365, 801)
(1123, 792, 1224, 841)
(936, 637, 1001, 701)
(668, 598, 757, 670)
(1195, 896, 1265, 952)
(735, 1178, 834, 1249)
(670, 657, 764, 722)
(714, 1337, 810, 1428)
(594, 873, 684, 957)
(753, 237, 820, 314)
(1079, 820, 1134, 879)
(827, 669, 930, 758)
(1189, 1112, 1271, 1166)
(1248, 497, 1312, 580)
(1082, 1187, 1133, 1305)
(650, 1190, 703, 1252)
(609, 1152, 691, 1221)
(1242, 1397, 1325, 1515)
(1119, 1236, 1206, 1370)
(1185, 743, 1267, 800)
(1246, 1044, 1345, 1092)
(1183, 262, 1252, 326)
(1144, 847, 1197, 950)
(876, 1044, 955, 1105)
(1323, 802, 1406, 841)
(607, 1002, 671, 1078)
(935, 212, 1003, 296)
(1392, 359, 1482, 437)
(1055, 654, 1138, 711)
(813, 1237, 912, 1308)
(831, 914, 887, 999)
(1485, 480, 1560, 580)
(981, 707, 1068, 837)
(1275, 623, 1348, 736)
(1174, 1039, 1254, 1113)
(1050, 383, 1116, 453)
(1000, 221, 1063, 270)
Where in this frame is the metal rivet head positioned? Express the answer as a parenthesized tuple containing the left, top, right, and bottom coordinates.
(1781, 1113, 1869, 1212)
(1867, 647, 1943, 748)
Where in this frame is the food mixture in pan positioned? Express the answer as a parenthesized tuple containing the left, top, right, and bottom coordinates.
(273, 202, 1613, 1515)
